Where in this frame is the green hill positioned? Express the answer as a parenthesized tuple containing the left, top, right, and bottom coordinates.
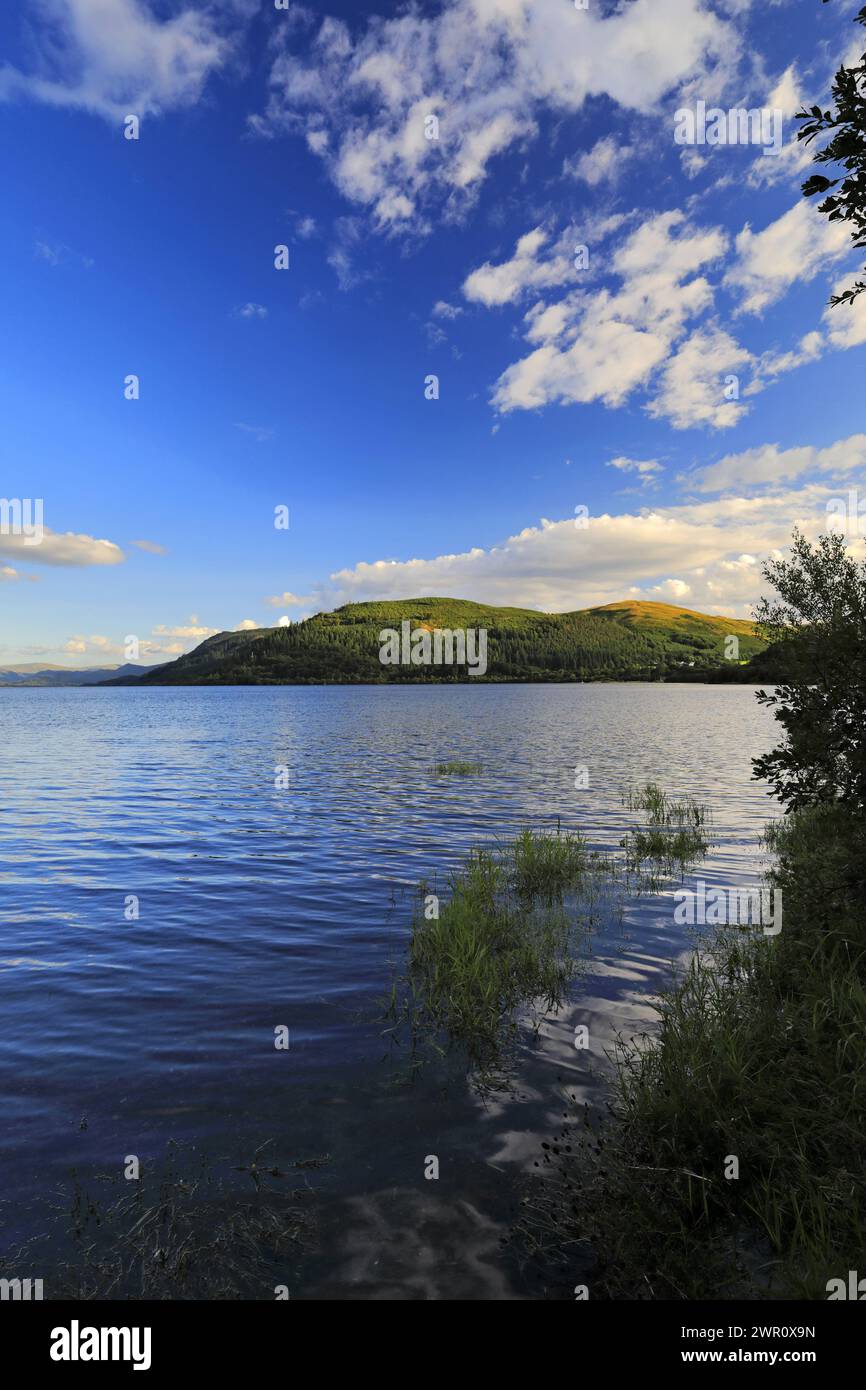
(109, 597, 773, 686)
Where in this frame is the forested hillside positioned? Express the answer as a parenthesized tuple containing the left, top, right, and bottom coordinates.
(110, 598, 770, 685)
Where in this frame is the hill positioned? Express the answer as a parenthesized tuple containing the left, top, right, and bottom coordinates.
(0, 663, 158, 687)
(106, 598, 772, 686)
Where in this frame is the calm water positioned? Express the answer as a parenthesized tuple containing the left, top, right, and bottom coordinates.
(0, 684, 779, 1297)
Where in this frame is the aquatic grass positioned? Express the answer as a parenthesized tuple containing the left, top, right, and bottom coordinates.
(391, 792, 710, 1093)
(621, 782, 711, 882)
(517, 803, 866, 1299)
(511, 826, 590, 902)
(431, 760, 483, 775)
(396, 828, 605, 1089)
(0, 1141, 323, 1301)
(623, 781, 709, 827)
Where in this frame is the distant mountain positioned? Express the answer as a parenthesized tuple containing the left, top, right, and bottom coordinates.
(104, 599, 775, 686)
(0, 663, 158, 687)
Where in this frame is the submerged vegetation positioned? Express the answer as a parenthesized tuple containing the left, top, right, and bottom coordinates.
(430, 760, 483, 775)
(387, 827, 610, 1090)
(388, 788, 712, 1093)
(621, 783, 711, 883)
(0, 1141, 322, 1301)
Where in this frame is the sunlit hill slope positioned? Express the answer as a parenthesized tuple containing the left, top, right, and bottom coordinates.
(106, 598, 779, 685)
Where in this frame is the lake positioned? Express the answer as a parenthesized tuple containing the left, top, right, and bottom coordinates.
(0, 683, 779, 1298)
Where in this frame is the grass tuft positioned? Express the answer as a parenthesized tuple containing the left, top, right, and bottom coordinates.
(621, 782, 711, 882)
(388, 827, 610, 1091)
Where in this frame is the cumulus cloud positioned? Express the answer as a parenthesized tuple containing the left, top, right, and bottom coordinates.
(62, 631, 174, 662)
(466, 186, 866, 428)
(302, 489, 851, 616)
(463, 227, 577, 308)
(725, 200, 853, 315)
(647, 577, 693, 601)
(63, 634, 125, 658)
(0, 0, 235, 121)
(0, 527, 124, 567)
(685, 433, 866, 494)
(646, 325, 751, 430)
(264, 590, 316, 608)
(152, 620, 219, 639)
(823, 274, 866, 350)
(483, 210, 741, 426)
(252, 0, 740, 234)
(564, 135, 635, 186)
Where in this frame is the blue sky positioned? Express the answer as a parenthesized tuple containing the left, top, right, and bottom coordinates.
(1, 0, 865, 665)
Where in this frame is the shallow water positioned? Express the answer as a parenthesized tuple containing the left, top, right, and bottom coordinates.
(0, 683, 779, 1297)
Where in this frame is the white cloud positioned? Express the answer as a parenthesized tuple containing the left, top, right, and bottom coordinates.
(467, 190, 865, 427)
(432, 299, 464, 320)
(646, 325, 751, 429)
(564, 135, 634, 186)
(63, 634, 122, 658)
(647, 578, 692, 600)
(823, 274, 866, 350)
(298, 482, 857, 617)
(463, 227, 576, 308)
(132, 538, 167, 555)
(607, 456, 663, 478)
(152, 621, 219, 639)
(767, 64, 803, 121)
(0, 528, 124, 567)
(264, 590, 315, 608)
(680, 148, 707, 179)
(236, 302, 268, 319)
(485, 211, 736, 425)
(63, 630, 176, 661)
(234, 618, 259, 630)
(747, 330, 824, 391)
(686, 433, 866, 494)
(0, 0, 234, 121)
(725, 200, 853, 314)
(253, 0, 740, 234)
(234, 422, 274, 443)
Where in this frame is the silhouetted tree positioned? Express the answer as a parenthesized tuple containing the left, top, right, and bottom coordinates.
(798, 3, 866, 306)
